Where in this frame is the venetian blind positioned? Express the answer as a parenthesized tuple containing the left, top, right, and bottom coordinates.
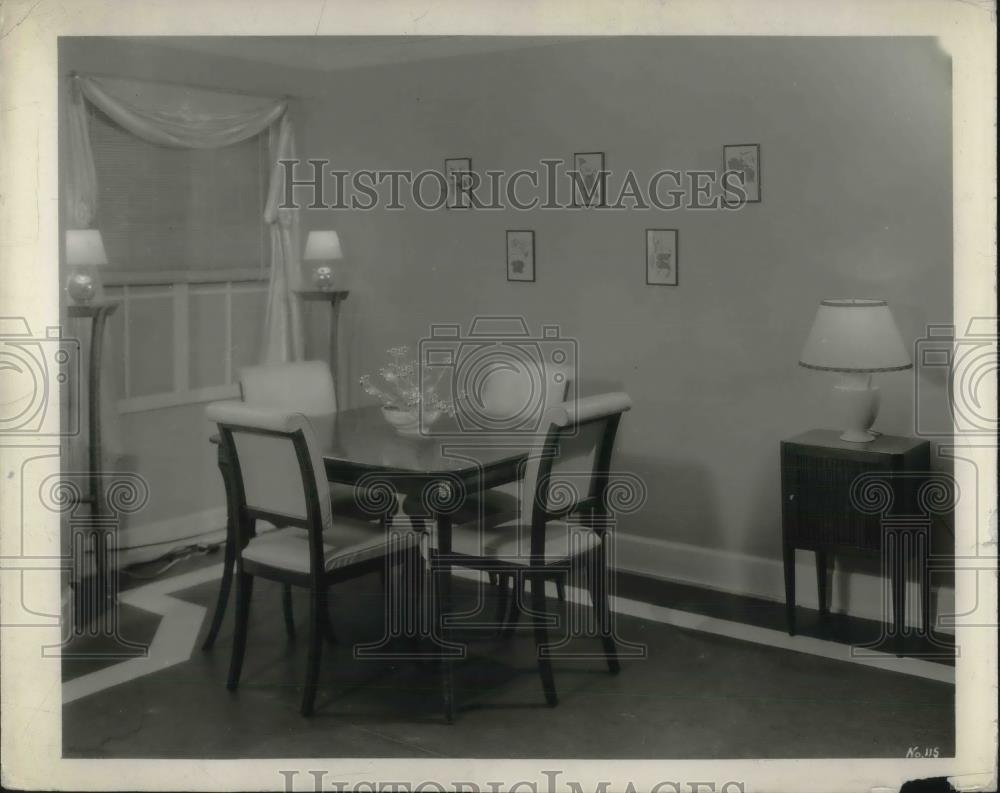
(88, 104, 269, 279)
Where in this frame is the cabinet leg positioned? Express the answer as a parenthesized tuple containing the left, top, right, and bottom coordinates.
(919, 529, 931, 639)
(815, 551, 829, 617)
(890, 536, 906, 655)
(783, 545, 796, 636)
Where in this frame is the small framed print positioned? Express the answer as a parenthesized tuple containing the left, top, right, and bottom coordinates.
(646, 229, 678, 286)
(572, 151, 606, 207)
(444, 157, 473, 208)
(506, 230, 535, 282)
(722, 144, 761, 203)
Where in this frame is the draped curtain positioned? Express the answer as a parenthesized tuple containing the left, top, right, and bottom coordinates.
(65, 73, 305, 467)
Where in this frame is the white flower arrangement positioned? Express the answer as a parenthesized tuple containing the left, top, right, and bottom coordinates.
(359, 346, 457, 417)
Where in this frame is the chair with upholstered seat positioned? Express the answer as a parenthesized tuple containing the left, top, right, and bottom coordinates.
(451, 364, 573, 606)
(202, 360, 377, 651)
(445, 392, 632, 709)
(205, 400, 418, 716)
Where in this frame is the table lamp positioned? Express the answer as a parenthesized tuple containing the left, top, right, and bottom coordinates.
(303, 230, 344, 290)
(65, 229, 108, 304)
(799, 298, 912, 443)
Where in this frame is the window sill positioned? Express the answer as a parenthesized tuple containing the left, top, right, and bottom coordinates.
(104, 268, 269, 287)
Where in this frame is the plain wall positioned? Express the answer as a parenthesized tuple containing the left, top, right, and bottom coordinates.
(295, 37, 953, 560)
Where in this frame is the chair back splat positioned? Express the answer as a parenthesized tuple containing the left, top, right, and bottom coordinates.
(240, 360, 338, 416)
(521, 392, 633, 560)
(206, 401, 332, 579)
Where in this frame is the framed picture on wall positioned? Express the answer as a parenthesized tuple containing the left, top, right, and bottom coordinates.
(646, 229, 678, 286)
(506, 230, 535, 282)
(572, 151, 606, 207)
(722, 143, 761, 203)
(444, 157, 473, 208)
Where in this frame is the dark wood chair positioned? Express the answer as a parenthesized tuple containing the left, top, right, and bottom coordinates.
(202, 360, 377, 651)
(452, 364, 573, 604)
(205, 400, 418, 716)
(445, 392, 632, 708)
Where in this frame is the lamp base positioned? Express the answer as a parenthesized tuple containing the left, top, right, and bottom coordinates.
(832, 374, 880, 444)
(66, 270, 96, 304)
(839, 428, 878, 443)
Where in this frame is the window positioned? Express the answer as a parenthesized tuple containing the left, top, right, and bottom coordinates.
(88, 104, 271, 412)
(104, 280, 268, 413)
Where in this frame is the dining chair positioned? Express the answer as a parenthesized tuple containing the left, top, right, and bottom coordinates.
(202, 360, 376, 651)
(444, 391, 632, 709)
(205, 400, 419, 716)
(453, 364, 573, 602)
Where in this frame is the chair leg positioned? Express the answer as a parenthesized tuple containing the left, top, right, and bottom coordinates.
(502, 573, 525, 637)
(202, 530, 236, 651)
(282, 584, 296, 640)
(226, 571, 254, 691)
(588, 546, 620, 674)
(320, 602, 338, 645)
(555, 576, 566, 602)
(494, 573, 510, 630)
(301, 588, 325, 717)
(530, 572, 558, 707)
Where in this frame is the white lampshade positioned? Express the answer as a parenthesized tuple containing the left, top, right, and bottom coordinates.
(66, 229, 108, 266)
(799, 299, 912, 373)
(303, 230, 343, 261)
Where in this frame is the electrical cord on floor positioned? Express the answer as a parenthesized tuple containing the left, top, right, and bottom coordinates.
(121, 541, 222, 580)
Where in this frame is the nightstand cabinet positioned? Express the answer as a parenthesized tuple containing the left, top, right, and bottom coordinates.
(780, 430, 931, 638)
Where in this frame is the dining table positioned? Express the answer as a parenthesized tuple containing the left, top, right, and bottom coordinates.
(204, 404, 533, 722)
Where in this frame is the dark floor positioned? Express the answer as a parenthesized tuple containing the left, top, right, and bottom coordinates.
(61, 557, 955, 759)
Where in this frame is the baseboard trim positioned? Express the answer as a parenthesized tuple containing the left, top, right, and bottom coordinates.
(109, 509, 955, 634)
(116, 507, 228, 565)
(613, 532, 955, 634)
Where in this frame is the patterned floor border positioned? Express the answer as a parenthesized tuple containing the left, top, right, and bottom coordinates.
(62, 563, 954, 705)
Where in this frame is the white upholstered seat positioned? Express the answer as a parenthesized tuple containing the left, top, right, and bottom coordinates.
(244, 523, 405, 575)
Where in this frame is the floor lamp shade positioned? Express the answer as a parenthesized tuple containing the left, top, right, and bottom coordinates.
(799, 299, 912, 443)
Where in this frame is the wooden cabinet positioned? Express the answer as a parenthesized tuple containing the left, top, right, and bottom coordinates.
(780, 430, 931, 639)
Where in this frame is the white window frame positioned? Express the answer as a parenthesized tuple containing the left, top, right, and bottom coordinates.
(109, 270, 269, 414)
